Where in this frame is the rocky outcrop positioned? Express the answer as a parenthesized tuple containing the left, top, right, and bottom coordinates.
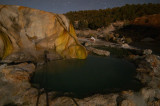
(0, 5, 87, 63)
(87, 47, 110, 56)
(0, 63, 37, 105)
(0, 52, 160, 105)
(136, 54, 160, 89)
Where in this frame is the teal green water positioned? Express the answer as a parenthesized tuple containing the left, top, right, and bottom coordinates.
(31, 55, 141, 97)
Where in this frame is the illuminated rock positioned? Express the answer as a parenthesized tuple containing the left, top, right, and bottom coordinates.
(0, 5, 87, 62)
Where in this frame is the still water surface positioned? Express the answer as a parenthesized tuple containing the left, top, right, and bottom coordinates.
(31, 55, 141, 97)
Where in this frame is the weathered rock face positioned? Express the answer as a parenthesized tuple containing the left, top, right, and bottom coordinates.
(0, 5, 87, 62)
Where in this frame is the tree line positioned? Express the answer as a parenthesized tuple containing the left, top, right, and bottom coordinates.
(65, 3, 160, 29)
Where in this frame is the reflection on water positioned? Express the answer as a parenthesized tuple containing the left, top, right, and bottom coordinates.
(31, 55, 142, 98)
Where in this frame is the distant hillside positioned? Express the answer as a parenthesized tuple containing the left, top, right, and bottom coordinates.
(114, 14, 160, 41)
(131, 14, 160, 28)
(65, 3, 160, 30)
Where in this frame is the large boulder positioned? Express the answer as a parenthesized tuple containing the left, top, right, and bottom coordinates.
(0, 5, 87, 62)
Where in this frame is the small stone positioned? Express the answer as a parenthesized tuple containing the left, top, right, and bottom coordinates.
(87, 47, 110, 56)
(143, 49, 152, 55)
(121, 43, 130, 49)
(84, 42, 89, 46)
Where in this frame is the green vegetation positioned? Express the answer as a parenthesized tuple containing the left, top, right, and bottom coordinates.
(65, 3, 160, 29)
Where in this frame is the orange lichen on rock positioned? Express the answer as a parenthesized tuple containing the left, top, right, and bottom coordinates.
(55, 22, 87, 59)
(0, 30, 13, 59)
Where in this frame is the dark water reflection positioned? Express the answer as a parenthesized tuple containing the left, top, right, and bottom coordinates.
(31, 55, 142, 98)
(131, 41, 160, 55)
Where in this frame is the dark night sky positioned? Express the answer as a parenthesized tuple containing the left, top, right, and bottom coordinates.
(0, 0, 160, 13)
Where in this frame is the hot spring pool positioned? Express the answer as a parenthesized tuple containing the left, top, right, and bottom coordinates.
(31, 55, 142, 98)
